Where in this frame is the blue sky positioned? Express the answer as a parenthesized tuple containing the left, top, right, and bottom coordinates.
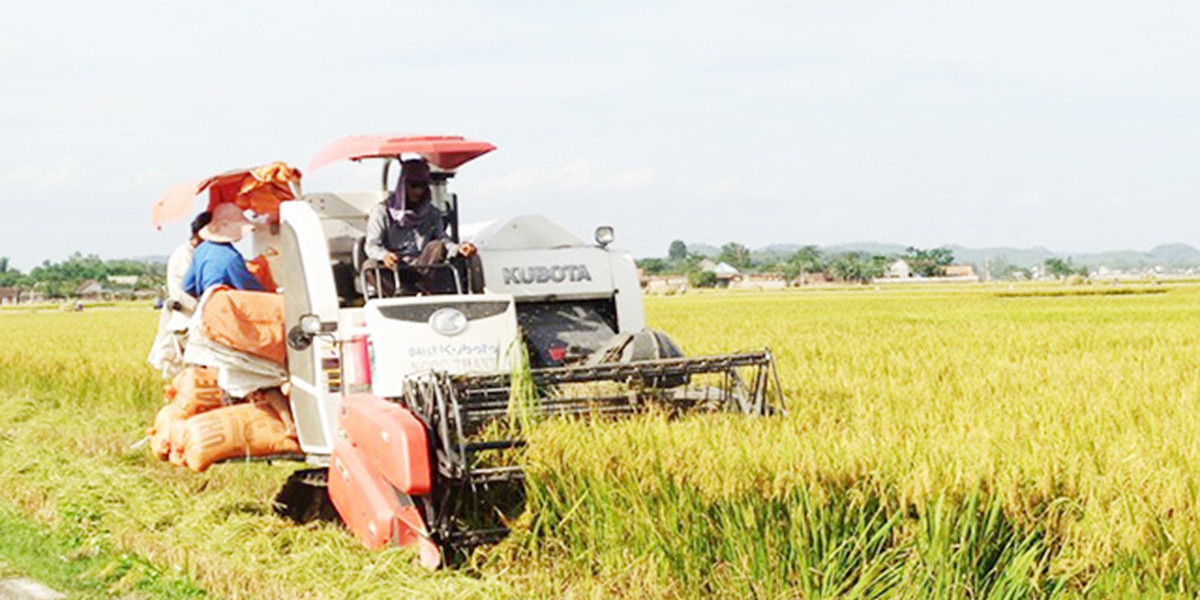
(2, 1, 1199, 270)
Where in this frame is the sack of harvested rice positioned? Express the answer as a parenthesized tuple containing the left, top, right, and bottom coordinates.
(181, 398, 300, 472)
(168, 417, 188, 467)
(170, 366, 223, 417)
(148, 403, 183, 461)
(199, 290, 286, 365)
(244, 387, 295, 436)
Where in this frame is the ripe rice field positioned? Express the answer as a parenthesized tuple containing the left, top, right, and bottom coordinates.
(2, 282, 1200, 598)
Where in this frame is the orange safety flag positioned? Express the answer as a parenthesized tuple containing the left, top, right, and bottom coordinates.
(200, 289, 286, 365)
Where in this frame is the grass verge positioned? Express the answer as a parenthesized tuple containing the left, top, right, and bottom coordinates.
(0, 501, 207, 599)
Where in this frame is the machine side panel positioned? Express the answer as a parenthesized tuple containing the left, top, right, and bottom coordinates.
(278, 202, 342, 455)
(608, 249, 646, 333)
(476, 248, 615, 299)
(327, 440, 440, 566)
(328, 441, 403, 550)
(301, 191, 387, 257)
(339, 393, 431, 495)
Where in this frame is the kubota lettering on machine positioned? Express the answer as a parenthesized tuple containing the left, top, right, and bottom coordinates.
(502, 264, 592, 285)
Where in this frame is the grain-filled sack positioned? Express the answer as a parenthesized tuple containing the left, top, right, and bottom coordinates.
(169, 366, 223, 417)
(168, 417, 188, 466)
(182, 399, 300, 472)
(244, 387, 296, 435)
(199, 289, 286, 365)
(148, 403, 183, 461)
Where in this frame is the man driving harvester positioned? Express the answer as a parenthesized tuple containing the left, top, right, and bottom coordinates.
(362, 158, 467, 296)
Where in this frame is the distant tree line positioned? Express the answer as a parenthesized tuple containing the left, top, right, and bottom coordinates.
(639, 240, 1099, 287)
(0, 253, 165, 299)
(638, 240, 939, 285)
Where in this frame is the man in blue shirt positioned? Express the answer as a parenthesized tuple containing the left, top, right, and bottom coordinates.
(183, 203, 263, 297)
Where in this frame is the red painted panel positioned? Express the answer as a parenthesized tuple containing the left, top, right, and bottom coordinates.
(339, 393, 431, 495)
(327, 440, 402, 550)
(308, 134, 495, 172)
(327, 441, 442, 567)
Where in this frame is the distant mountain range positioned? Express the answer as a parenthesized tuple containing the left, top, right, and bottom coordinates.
(681, 242, 1200, 270)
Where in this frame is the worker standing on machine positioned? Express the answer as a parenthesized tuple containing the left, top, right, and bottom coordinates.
(362, 158, 451, 295)
(148, 211, 213, 377)
(167, 211, 212, 303)
(183, 203, 263, 297)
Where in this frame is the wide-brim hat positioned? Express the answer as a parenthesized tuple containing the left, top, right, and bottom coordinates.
(200, 203, 253, 243)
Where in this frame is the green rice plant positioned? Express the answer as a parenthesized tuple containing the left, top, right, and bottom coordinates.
(507, 336, 539, 431)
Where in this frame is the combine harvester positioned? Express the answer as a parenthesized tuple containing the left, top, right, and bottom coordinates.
(162, 134, 785, 568)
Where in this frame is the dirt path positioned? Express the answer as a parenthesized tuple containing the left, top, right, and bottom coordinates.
(0, 579, 64, 600)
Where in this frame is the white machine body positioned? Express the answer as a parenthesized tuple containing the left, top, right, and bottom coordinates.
(270, 186, 648, 460)
(366, 295, 519, 398)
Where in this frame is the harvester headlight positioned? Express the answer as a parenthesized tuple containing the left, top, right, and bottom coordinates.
(595, 225, 614, 248)
(299, 314, 324, 335)
(429, 308, 468, 336)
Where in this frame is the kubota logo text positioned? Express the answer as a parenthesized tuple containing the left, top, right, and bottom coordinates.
(503, 265, 592, 285)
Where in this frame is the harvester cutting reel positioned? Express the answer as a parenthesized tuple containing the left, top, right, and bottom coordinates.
(399, 345, 786, 554)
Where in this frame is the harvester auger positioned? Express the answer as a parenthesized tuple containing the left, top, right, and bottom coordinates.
(184, 134, 791, 568)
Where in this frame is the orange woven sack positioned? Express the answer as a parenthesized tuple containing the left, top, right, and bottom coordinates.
(168, 417, 188, 466)
(200, 290, 286, 365)
(244, 387, 295, 433)
(170, 366, 223, 417)
(182, 399, 300, 472)
(148, 403, 183, 461)
(245, 254, 277, 293)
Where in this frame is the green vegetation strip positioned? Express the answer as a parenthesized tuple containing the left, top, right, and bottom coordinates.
(0, 502, 206, 599)
(995, 287, 1168, 298)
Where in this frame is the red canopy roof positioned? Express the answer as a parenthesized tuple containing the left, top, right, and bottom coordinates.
(307, 134, 496, 173)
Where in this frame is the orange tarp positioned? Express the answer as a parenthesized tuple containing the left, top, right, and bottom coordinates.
(212, 162, 301, 222)
(200, 289, 286, 365)
(153, 162, 301, 230)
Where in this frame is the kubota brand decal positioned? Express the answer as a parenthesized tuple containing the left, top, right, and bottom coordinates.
(408, 342, 499, 358)
(502, 265, 592, 285)
(408, 342, 501, 372)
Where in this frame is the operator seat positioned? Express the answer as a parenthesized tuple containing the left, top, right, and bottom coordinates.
(352, 237, 463, 299)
